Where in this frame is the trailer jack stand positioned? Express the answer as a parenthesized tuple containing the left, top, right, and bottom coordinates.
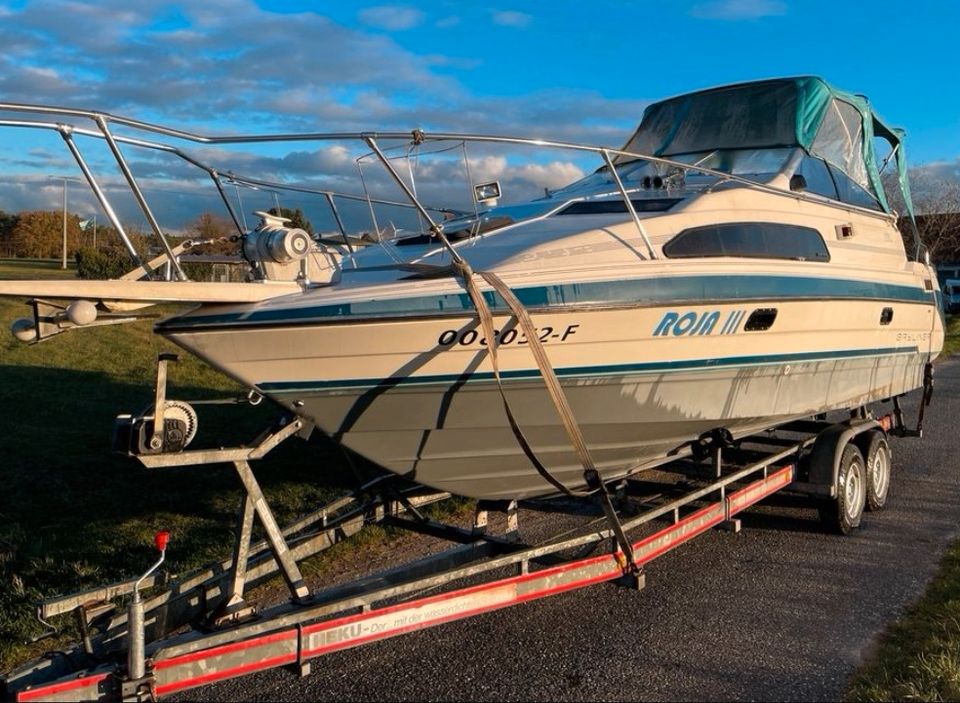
(892, 363, 934, 438)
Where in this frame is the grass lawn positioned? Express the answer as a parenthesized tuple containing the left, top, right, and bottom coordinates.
(0, 259, 368, 671)
(847, 541, 960, 701)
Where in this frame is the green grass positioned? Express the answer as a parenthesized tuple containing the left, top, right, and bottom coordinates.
(847, 542, 960, 701)
(944, 314, 960, 358)
(845, 314, 960, 701)
(0, 259, 76, 280)
(0, 260, 377, 671)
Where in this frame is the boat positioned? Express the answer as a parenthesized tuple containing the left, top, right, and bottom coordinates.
(0, 76, 944, 500)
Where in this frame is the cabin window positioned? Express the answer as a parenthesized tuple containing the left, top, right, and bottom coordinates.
(663, 222, 830, 261)
(744, 308, 778, 331)
(812, 99, 869, 189)
(796, 157, 839, 200)
(826, 164, 883, 211)
(559, 198, 681, 215)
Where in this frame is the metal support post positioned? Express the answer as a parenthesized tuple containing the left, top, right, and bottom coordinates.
(505, 500, 519, 543)
(601, 149, 657, 260)
(714, 446, 741, 531)
(75, 608, 94, 656)
(149, 353, 176, 452)
(472, 506, 488, 536)
(227, 494, 256, 606)
(324, 192, 354, 255)
(231, 460, 310, 602)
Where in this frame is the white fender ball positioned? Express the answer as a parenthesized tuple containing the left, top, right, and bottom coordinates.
(10, 317, 36, 342)
(66, 300, 98, 326)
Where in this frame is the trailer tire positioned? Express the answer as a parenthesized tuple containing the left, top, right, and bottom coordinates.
(819, 443, 866, 535)
(863, 432, 892, 512)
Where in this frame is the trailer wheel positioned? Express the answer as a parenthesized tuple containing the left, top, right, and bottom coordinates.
(819, 443, 866, 535)
(863, 433, 892, 512)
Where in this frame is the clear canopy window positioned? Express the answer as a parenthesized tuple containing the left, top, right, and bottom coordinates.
(617, 77, 914, 218)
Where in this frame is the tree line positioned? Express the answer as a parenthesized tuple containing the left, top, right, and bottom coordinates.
(4, 199, 957, 265)
(0, 207, 314, 261)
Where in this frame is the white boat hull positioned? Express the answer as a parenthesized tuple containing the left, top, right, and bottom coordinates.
(162, 293, 939, 499)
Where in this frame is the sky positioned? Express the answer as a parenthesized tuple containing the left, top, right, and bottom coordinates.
(1, 0, 959, 232)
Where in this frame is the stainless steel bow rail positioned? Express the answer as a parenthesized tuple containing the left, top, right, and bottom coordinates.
(1, 356, 907, 702)
(0, 101, 904, 283)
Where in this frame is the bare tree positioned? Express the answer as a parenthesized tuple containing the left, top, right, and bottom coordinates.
(886, 169, 960, 262)
(912, 171, 960, 262)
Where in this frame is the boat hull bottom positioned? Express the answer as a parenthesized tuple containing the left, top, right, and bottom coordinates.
(279, 352, 927, 500)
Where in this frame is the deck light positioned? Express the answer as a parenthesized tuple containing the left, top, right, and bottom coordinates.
(473, 181, 501, 205)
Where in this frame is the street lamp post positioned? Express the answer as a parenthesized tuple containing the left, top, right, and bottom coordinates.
(49, 175, 82, 269)
(60, 178, 68, 269)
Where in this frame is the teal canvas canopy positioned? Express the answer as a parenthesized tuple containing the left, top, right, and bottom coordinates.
(620, 77, 915, 220)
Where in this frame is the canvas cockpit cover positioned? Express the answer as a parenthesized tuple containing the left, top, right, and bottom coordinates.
(619, 77, 914, 218)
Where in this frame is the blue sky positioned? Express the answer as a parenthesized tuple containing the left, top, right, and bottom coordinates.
(0, 0, 958, 229)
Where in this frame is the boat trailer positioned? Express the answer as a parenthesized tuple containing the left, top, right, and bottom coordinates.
(1, 357, 927, 702)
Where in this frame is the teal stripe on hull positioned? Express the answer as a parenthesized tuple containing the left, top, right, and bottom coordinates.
(160, 274, 934, 330)
(257, 345, 920, 393)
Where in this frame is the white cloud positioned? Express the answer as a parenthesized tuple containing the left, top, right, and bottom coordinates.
(690, 0, 786, 20)
(0, 0, 450, 125)
(458, 156, 582, 191)
(492, 10, 532, 28)
(358, 5, 425, 30)
(514, 161, 585, 189)
(0, 1, 654, 230)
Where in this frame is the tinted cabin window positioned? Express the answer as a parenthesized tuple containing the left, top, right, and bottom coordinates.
(663, 222, 830, 261)
(796, 156, 839, 200)
(827, 164, 883, 211)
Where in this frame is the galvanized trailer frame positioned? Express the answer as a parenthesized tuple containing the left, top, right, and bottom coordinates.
(5, 402, 901, 702)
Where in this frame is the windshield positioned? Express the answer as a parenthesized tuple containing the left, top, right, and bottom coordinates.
(622, 80, 800, 158)
(550, 147, 794, 199)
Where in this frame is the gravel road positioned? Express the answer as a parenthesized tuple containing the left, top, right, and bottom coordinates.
(176, 359, 960, 702)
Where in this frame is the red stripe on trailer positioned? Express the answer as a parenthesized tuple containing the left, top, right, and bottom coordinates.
(153, 629, 294, 670)
(154, 652, 297, 697)
(727, 466, 793, 516)
(16, 672, 109, 702)
(632, 502, 726, 563)
(306, 552, 616, 634)
(302, 561, 621, 658)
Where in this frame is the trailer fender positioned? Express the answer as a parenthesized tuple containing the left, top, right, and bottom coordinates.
(803, 419, 881, 498)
